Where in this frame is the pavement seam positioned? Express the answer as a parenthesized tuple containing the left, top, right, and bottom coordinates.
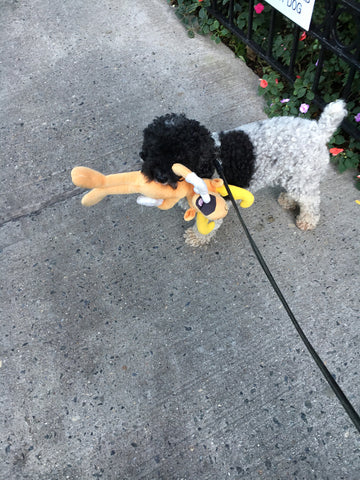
(0, 188, 82, 227)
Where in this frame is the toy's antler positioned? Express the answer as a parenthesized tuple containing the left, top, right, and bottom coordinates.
(172, 164, 210, 203)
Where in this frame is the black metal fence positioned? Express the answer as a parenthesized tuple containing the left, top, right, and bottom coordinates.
(207, 0, 360, 142)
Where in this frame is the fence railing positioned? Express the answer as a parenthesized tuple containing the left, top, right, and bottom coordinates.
(207, 0, 360, 142)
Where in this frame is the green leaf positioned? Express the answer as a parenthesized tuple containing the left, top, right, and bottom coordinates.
(334, 135, 345, 144)
(189, 4, 199, 13)
(338, 161, 347, 173)
(306, 91, 315, 101)
(297, 87, 307, 97)
(198, 7, 207, 19)
(345, 157, 359, 169)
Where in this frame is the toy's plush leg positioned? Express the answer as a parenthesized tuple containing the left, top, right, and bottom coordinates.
(278, 192, 297, 210)
(81, 188, 108, 206)
(82, 185, 139, 206)
(72, 166, 106, 188)
(295, 194, 321, 231)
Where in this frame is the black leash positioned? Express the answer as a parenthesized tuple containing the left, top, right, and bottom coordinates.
(215, 158, 360, 434)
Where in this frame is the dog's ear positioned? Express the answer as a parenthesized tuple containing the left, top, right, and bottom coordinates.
(183, 208, 197, 221)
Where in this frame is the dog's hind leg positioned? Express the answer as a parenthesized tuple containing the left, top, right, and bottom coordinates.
(278, 192, 297, 210)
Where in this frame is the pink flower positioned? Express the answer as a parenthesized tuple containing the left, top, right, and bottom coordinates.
(299, 32, 307, 41)
(259, 79, 268, 88)
(329, 148, 344, 156)
(299, 103, 309, 114)
(254, 3, 264, 14)
(281, 98, 290, 103)
(355, 113, 360, 122)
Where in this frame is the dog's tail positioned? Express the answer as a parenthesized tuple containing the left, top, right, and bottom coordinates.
(317, 99, 347, 141)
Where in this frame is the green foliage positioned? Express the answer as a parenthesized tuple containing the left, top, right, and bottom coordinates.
(169, 0, 244, 55)
(170, 0, 360, 182)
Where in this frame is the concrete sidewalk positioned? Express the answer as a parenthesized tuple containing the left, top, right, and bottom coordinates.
(1, 1, 359, 479)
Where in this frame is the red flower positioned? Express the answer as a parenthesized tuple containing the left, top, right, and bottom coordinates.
(299, 32, 307, 41)
(259, 79, 268, 88)
(254, 3, 264, 14)
(329, 148, 344, 156)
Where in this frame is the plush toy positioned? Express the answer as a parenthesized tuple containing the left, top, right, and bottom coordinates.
(71, 163, 254, 235)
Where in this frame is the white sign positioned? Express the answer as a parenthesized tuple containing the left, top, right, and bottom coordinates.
(264, 0, 316, 31)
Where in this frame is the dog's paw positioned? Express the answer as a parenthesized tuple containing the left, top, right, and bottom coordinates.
(278, 192, 297, 210)
(184, 227, 213, 247)
(184, 219, 223, 247)
(296, 213, 318, 231)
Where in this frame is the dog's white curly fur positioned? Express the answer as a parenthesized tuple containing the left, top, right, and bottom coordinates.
(210, 100, 347, 235)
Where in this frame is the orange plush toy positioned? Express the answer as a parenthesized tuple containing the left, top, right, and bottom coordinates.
(71, 163, 254, 236)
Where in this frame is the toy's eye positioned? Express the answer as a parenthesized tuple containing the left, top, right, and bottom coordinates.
(196, 195, 216, 216)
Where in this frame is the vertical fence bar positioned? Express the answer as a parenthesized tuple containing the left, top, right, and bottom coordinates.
(248, 0, 254, 41)
(266, 9, 277, 58)
(312, 47, 326, 97)
(228, 0, 234, 25)
(288, 25, 300, 78)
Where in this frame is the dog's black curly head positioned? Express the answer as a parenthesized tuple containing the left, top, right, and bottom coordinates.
(140, 113, 216, 188)
(140, 160, 180, 188)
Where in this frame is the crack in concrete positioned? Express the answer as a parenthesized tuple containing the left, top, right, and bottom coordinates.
(0, 188, 82, 227)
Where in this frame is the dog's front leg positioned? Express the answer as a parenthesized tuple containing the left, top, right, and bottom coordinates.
(184, 219, 224, 247)
(295, 194, 321, 231)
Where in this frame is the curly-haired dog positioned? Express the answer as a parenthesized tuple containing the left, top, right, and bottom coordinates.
(140, 100, 347, 246)
(140, 113, 216, 187)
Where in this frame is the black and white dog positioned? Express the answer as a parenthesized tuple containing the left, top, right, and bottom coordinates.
(140, 101, 347, 245)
